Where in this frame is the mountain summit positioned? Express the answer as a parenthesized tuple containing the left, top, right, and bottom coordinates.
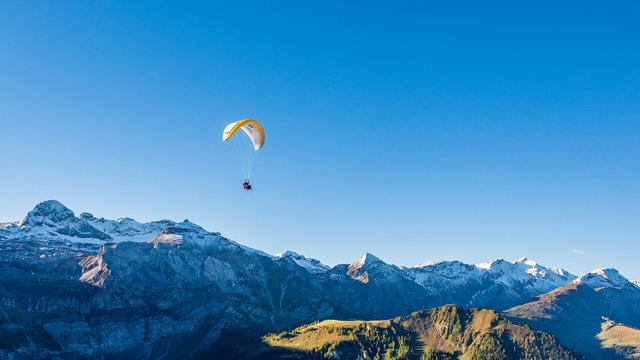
(575, 268, 637, 289)
(19, 200, 75, 227)
(18, 200, 111, 240)
(347, 253, 403, 284)
(352, 252, 384, 267)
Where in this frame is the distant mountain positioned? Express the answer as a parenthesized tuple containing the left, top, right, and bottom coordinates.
(2, 200, 174, 244)
(274, 251, 330, 274)
(577, 268, 638, 289)
(259, 305, 584, 360)
(405, 257, 575, 311)
(0, 200, 635, 359)
(506, 270, 640, 359)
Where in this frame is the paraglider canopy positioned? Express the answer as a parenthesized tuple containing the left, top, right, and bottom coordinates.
(222, 119, 265, 184)
(222, 119, 265, 151)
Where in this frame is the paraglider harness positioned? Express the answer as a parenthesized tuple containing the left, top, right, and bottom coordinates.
(242, 180, 252, 190)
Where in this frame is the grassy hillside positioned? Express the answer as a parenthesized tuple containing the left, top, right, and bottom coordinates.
(257, 305, 582, 360)
(597, 320, 640, 359)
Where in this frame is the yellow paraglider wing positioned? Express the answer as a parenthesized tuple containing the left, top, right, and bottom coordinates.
(222, 119, 265, 151)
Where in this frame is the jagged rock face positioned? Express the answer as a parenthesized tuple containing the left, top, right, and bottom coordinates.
(77, 238, 342, 358)
(1, 205, 344, 359)
(0, 239, 98, 359)
(19, 200, 111, 240)
(20, 200, 77, 227)
(0, 201, 635, 359)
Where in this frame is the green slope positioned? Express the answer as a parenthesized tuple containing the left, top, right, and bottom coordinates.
(257, 305, 583, 360)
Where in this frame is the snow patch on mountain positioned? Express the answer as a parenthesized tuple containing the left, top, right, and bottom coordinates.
(0, 222, 21, 240)
(276, 251, 330, 274)
(413, 260, 443, 268)
(84, 214, 174, 243)
(574, 268, 633, 289)
(0, 222, 17, 230)
(148, 220, 274, 260)
(152, 233, 184, 246)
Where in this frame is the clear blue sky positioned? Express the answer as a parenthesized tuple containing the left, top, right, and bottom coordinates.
(1, 1, 639, 279)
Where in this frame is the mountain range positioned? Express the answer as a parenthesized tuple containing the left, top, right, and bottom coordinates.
(1, 200, 638, 359)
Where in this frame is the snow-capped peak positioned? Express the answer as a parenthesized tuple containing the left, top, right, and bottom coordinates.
(7, 201, 208, 245)
(574, 268, 632, 289)
(16, 200, 111, 241)
(475, 257, 570, 277)
(19, 200, 76, 227)
(515, 257, 538, 267)
(476, 258, 507, 270)
(351, 253, 384, 269)
(469, 257, 577, 296)
(277, 250, 302, 258)
(346, 253, 400, 283)
(276, 251, 329, 274)
(413, 260, 446, 268)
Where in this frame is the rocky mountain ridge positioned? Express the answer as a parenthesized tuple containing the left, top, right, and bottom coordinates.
(0, 200, 637, 359)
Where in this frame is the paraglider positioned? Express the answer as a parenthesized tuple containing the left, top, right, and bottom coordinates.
(222, 119, 265, 190)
